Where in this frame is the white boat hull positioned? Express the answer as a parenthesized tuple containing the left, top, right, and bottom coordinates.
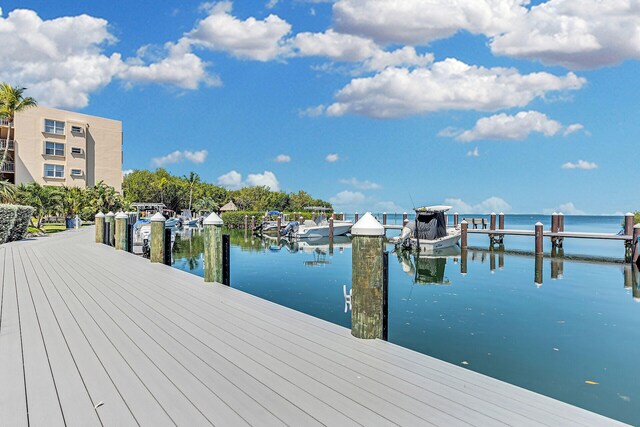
(414, 231, 461, 252)
(295, 221, 352, 239)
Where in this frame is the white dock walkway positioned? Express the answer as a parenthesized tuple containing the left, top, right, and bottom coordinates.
(0, 227, 627, 426)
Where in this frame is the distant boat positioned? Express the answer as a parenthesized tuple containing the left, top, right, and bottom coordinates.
(289, 207, 352, 239)
(390, 205, 460, 252)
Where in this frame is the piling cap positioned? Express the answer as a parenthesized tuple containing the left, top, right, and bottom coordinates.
(491, 212, 496, 215)
(115, 212, 128, 219)
(634, 224, 640, 229)
(95, 212, 105, 218)
(558, 212, 564, 216)
(150, 212, 166, 222)
(351, 212, 384, 236)
(626, 212, 634, 216)
(203, 212, 224, 225)
(535, 221, 543, 226)
(461, 219, 468, 224)
(105, 211, 115, 217)
(552, 212, 558, 215)
(499, 212, 504, 215)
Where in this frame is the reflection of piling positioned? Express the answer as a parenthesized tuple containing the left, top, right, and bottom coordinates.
(454, 212, 459, 226)
(490, 251, 496, 272)
(105, 212, 115, 246)
(551, 248, 564, 279)
(632, 264, 640, 300)
(95, 212, 105, 243)
(461, 249, 468, 275)
(276, 215, 281, 236)
(624, 264, 634, 288)
(222, 234, 230, 286)
(204, 212, 224, 283)
(535, 222, 543, 255)
(150, 213, 166, 263)
(461, 220, 468, 249)
(351, 213, 385, 339)
(498, 251, 504, 269)
(535, 255, 543, 286)
(115, 212, 128, 251)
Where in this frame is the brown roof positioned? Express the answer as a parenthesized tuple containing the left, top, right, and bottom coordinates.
(219, 201, 238, 212)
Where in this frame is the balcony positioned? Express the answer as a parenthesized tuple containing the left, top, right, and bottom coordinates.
(0, 119, 12, 127)
(0, 139, 15, 150)
(1, 162, 15, 173)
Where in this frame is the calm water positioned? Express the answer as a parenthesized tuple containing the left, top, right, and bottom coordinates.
(172, 216, 640, 425)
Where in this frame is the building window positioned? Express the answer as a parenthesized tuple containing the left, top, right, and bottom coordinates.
(45, 141, 65, 156)
(44, 119, 65, 135)
(71, 125, 83, 133)
(71, 169, 82, 176)
(71, 147, 82, 154)
(44, 164, 64, 178)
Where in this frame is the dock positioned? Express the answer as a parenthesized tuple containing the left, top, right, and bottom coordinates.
(0, 227, 626, 426)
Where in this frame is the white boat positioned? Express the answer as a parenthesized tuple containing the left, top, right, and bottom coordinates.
(292, 207, 352, 239)
(390, 205, 460, 252)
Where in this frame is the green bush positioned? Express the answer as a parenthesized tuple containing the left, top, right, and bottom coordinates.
(7, 205, 35, 242)
(0, 204, 18, 244)
(220, 211, 313, 229)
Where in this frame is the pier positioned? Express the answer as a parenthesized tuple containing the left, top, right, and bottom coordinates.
(0, 227, 626, 426)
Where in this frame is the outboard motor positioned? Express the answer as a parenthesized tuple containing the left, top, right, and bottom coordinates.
(279, 221, 299, 237)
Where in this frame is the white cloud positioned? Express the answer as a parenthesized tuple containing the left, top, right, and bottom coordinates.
(275, 154, 291, 163)
(563, 123, 584, 136)
(326, 153, 340, 162)
(266, 0, 279, 9)
(299, 105, 326, 117)
(449, 111, 583, 142)
(151, 149, 208, 166)
(324, 59, 585, 119)
(373, 200, 404, 213)
(182, 1, 292, 61)
(329, 190, 403, 212)
(338, 177, 381, 190)
(561, 160, 598, 170)
(123, 169, 134, 176)
(543, 202, 585, 215)
(217, 170, 280, 191)
(444, 196, 512, 213)
(329, 190, 367, 208)
(467, 147, 480, 157)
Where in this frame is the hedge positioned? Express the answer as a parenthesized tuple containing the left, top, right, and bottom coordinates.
(220, 211, 314, 229)
(8, 205, 35, 242)
(0, 204, 18, 244)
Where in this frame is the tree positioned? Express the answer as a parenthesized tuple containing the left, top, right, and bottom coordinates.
(17, 183, 63, 228)
(0, 180, 17, 203)
(0, 83, 37, 169)
(193, 196, 218, 214)
(184, 171, 200, 212)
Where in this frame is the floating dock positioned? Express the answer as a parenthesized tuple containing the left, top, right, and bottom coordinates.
(0, 227, 626, 426)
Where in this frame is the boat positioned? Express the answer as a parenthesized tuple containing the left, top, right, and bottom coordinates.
(287, 207, 352, 239)
(254, 211, 290, 234)
(390, 205, 460, 252)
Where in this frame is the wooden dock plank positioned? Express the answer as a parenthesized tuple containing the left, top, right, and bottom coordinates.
(0, 247, 28, 427)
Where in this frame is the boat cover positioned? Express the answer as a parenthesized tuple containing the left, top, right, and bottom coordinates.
(406, 212, 447, 240)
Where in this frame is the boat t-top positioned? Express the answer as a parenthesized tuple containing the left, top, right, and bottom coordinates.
(391, 205, 461, 252)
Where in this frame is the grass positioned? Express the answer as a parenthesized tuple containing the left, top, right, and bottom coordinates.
(28, 222, 94, 235)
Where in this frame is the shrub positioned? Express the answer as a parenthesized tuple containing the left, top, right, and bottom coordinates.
(7, 205, 35, 242)
(0, 204, 18, 244)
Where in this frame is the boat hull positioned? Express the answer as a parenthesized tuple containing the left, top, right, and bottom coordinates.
(295, 222, 352, 239)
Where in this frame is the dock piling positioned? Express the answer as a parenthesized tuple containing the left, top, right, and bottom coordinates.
(105, 212, 115, 246)
(535, 222, 544, 255)
(277, 215, 282, 236)
(251, 215, 255, 230)
(498, 212, 504, 230)
(95, 212, 105, 244)
(222, 234, 230, 286)
(150, 213, 166, 263)
(351, 213, 385, 340)
(203, 212, 224, 283)
(382, 212, 387, 226)
(461, 220, 468, 249)
(127, 222, 134, 253)
(163, 228, 172, 265)
(115, 212, 128, 251)
(453, 212, 459, 226)
(490, 212, 496, 230)
(355, 212, 359, 222)
(633, 224, 640, 263)
(403, 212, 408, 224)
(244, 215, 248, 232)
(103, 222, 110, 246)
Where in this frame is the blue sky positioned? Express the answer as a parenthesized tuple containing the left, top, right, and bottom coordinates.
(2, 0, 639, 214)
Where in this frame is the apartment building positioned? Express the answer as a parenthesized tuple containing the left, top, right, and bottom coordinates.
(0, 106, 123, 192)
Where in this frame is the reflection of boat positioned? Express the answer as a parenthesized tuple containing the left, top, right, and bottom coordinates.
(293, 207, 352, 239)
(295, 235, 351, 253)
(397, 247, 459, 284)
(391, 205, 460, 252)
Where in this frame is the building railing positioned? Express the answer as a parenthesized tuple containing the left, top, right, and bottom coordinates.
(1, 162, 15, 173)
(0, 139, 15, 150)
(0, 119, 12, 127)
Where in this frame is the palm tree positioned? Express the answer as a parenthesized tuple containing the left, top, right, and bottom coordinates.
(184, 171, 200, 212)
(17, 183, 62, 228)
(0, 180, 17, 203)
(0, 83, 37, 169)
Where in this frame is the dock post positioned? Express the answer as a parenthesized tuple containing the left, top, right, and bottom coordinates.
(535, 255, 543, 287)
(489, 212, 497, 247)
(551, 212, 558, 233)
(149, 213, 166, 263)
(556, 212, 564, 249)
(403, 212, 408, 224)
(115, 212, 128, 251)
(95, 212, 105, 243)
(355, 212, 359, 222)
(461, 220, 468, 249)
(351, 212, 385, 339)
(276, 215, 281, 236)
(329, 217, 334, 248)
(382, 212, 387, 226)
(299, 215, 304, 225)
(251, 215, 255, 230)
(624, 212, 634, 236)
(624, 213, 635, 261)
(127, 222, 134, 253)
(498, 212, 504, 230)
(633, 224, 640, 263)
(163, 228, 172, 265)
(105, 212, 115, 246)
(203, 212, 224, 283)
(535, 222, 544, 255)
(453, 212, 459, 226)
(244, 215, 248, 232)
(490, 212, 496, 230)
(460, 249, 468, 275)
(222, 234, 230, 286)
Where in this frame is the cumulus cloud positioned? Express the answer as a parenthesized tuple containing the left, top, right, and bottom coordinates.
(329, 190, 403, 212)
(543, 202, 585, 215)
(182, 1, 292, 61)
(217, 170, 280, 190)
(445, 111, 583, 142)
(444, 196, 512, 213)
(338, 177, 381, 190)
(467, 147, 480, 157)
(151, 149, 208, 166)
(323, 59, 585, 119)
(123, 169, 134, 176)
(275, 154, 291, 163)
(329, 190, 367, 209)
(326, 153, 340, 162)
(561, 160, 598, 170)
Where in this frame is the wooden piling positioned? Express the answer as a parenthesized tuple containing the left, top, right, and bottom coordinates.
(461, 220, 468, 249)
(551, 212, 558, 233)
(558, 212, 565, 232)
(251, 215, 255, 229)
(382, 212, 387, 226)
(244, 214, 248, 232)
(95, 212, 105, 243)
(149, 212, 166, 263)
(535, 255, 543, 286)
(498, 212, 504, 230)
(204, 212, 224, 283)
(633, 224, 640, 263)
(127, 223, 134, 253)
(115, 212, 128, 251)
(453, 212, 459, 226)
(105, 212, 115, 246)
(535, 222, 543, 255)
(624, 212, 634, 236)
(403, 212, 407, 224)
(351, 213, 385, 340)
(490, 212, 496, 231)
(355, 212, 359, 222)
(329, 217, 334, 241)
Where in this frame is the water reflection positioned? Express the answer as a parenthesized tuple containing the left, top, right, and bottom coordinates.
(395, 246, 460, 285)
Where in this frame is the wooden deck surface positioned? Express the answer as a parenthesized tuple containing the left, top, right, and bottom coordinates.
(0, 227, 627, 426)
